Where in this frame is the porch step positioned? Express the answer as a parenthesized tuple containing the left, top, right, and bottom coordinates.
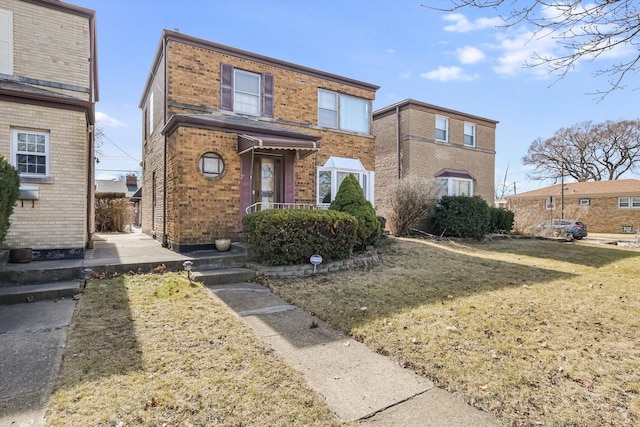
(0, 280, 81, 305)
(0, 266, 83, 287)
(191, 268, 257, 286)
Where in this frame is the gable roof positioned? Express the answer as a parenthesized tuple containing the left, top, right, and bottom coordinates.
(509, 179, 640, 199)
(95, 179, 139, 198)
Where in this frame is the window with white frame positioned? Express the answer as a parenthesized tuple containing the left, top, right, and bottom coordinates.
(619, 197, 640, 208)
(546, 196, 556, 210)
(464, 123, 476, 147)
(12, 130, 49, 177)
(199, 152, 225, 178)
(0, 9, 13, 75)
(317, 89, 370, 133)
(578, 198, 591, 206)
(317, 157, 374, 205)
(436, 177, 473, 197)
(234, 69, 261, 116)
(436, 116, 448, 142)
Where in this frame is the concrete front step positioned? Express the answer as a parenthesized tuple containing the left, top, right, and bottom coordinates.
(0, 281, 82, 305)
(191, 268, 257, 286)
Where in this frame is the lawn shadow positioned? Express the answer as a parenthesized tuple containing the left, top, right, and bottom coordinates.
(52, 276, 143, 392)
(480, 237, 640, 268)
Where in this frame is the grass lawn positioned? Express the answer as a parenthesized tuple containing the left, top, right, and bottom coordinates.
(46, 273, 348, 426)
(264, 237, 640, 427)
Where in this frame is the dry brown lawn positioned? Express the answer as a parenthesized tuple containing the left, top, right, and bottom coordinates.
(46, 273, 347, 426)
(264, 237, 640, 427)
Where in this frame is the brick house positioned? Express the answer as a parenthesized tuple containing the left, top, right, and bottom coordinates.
(139, 30, 378, 252)
(508, 179, 640, 234)
(373, 99, 497, 222)
(0, 0, 98, 259)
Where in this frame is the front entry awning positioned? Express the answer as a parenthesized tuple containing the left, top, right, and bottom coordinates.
(238, 134, 320, 159)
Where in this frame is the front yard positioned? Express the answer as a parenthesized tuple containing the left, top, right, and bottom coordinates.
(265, 237, 640, 426)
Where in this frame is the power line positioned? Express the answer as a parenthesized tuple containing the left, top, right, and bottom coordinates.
(97, 131, 140, 164)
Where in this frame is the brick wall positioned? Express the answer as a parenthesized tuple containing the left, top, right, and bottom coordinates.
(0, 102, 88, 249)
(4, 0, 91, 101)
(509, 196, 640, 234)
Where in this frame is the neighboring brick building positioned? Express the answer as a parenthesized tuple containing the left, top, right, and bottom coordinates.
(140, 30, 378, 252)
(373, 99, 497, 222)
(0, 0, 98, 259)
(508, 179, 640, 234)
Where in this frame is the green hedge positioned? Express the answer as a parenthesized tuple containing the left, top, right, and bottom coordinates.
(329, 174, 379, 249)
(433, 195, 491, 240)
(242, 209, 358, 266)
(0, 155, 19, 247)
(489, 206, 515, 234)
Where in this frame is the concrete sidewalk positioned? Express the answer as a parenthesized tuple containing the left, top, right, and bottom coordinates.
(207, 282, 501, 426)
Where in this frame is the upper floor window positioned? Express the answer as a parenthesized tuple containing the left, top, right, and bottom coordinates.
(619, 197, 640, 208)
(318, 89, 370, 134)
(436, 117, 448, 142)
(220, 63, 274, 118)
(12, 130, 49, 177)
(234, 70, 261, 116)
(0, 9, 13, 75)
(464, 123, 476, 147)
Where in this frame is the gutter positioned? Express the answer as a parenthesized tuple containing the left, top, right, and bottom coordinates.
(162, 36, 168, 247)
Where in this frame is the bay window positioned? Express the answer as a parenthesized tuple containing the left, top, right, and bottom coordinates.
(317, 157, 374, 205)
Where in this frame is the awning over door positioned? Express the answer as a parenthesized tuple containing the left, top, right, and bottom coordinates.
(238, 134, 320, 159)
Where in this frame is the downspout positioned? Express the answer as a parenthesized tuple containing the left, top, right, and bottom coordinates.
(396, 106, 401, 179)
(162, 35, 169, 247)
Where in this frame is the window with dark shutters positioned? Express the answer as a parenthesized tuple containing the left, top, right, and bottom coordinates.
(220, 63, 234, 111)
(220, 63, 274, 117)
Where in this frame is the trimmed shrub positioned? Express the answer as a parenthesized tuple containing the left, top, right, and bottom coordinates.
(242, 209, 357, 266)
(0, 155, 20, 247)
(329, 174, 379, 249)
(434, 195, 491, 240)
(489, 206, 515, 234)
(388, 176, 439, 236)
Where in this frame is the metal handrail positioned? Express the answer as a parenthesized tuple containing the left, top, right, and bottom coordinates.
(245, 202, 328, 214)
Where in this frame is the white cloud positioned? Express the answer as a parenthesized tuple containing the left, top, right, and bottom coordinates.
(457, 46, 486, 64)
(420, 66, 478, 82)
(96, 111, 127, 127)
(491, 28, 558, 77)
(443, 13, 502, 33)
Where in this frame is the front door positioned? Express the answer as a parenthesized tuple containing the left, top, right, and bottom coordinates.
(252, 155, 282, 210)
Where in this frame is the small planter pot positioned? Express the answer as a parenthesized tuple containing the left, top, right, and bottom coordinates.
(214, 239, 231, 252)
(9, 248, 33, 263)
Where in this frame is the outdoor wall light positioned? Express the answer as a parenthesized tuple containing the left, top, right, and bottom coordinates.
(183, 261, 193, 281)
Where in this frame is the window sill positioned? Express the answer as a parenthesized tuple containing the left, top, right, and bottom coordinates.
(20, 176, 54, 184)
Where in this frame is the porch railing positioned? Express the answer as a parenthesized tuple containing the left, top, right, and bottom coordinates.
(245, 202, 328, 214)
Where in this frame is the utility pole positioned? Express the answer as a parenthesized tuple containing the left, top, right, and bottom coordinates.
(561, 164, 565, 220)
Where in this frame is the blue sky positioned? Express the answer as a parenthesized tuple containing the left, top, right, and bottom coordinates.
(73, 0, 638, 195)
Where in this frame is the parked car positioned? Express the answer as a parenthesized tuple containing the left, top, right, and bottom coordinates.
(532, 219, 588, 240)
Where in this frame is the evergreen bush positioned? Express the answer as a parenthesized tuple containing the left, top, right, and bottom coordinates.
(489, 206, 515, 234)
(242, 209, 357, 265)
(0, 155, 19, 247)
(329, 174, 379, 249)
(433, 195, 491, 240)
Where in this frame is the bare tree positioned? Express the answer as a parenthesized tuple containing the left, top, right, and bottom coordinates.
(522, 119, 640, 181)
(388, 176, 440, 236)
(94, 123, 105, 163)
(434, 1, 640, 98)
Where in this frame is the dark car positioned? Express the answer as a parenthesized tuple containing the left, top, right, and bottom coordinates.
(532, 219, 588, 240)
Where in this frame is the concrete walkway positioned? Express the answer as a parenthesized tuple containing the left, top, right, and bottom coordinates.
(0, 231, 502, 426)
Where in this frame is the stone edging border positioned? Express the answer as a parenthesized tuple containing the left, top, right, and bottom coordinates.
(247, 251, 380, 278)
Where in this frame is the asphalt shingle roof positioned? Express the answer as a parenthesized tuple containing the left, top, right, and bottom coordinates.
(509, 179, 640, 198)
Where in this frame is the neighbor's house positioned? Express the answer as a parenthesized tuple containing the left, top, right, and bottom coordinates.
(0, 0, 98, 259)
(95, 175, 141, 227)
(373, 99, 497, 222)
(508, 179, 640, 234)
(139, 30, 378, 252)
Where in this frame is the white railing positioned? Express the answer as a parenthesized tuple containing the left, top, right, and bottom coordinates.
(245, 202, 328, 214)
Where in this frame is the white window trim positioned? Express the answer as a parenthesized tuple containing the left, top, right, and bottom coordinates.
(464, 123, 476, 147)
(437, 177, 474, 197)
(436, 116, 449, 143)
(0, 9, 13, 75)
(619, 197, 640, 208)
(317, 89, 371, 134)
(234, 69, 261, 116)
(11, 129, 50, 177)
(317, 167, 375, 206)
(578, 198, 591, 206)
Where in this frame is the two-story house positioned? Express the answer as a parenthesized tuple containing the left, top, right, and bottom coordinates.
(140, 30, 378, 252)
(0, 0, 98, 259)
(373, 99, 497, 222)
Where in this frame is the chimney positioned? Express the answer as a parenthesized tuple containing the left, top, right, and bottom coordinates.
(126, 175, 138, 186)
